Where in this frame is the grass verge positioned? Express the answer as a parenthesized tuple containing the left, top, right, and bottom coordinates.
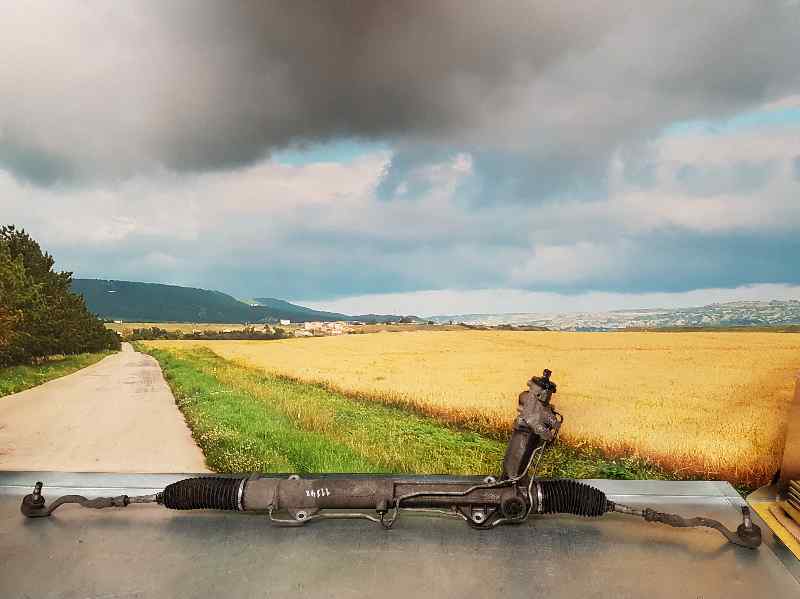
(0, 351, 114, 398)
(141, 344, 669, 481)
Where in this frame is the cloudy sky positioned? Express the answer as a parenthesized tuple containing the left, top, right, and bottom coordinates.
(2, 1, 800, 316)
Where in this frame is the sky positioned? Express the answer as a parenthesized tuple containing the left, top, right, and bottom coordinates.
(2, 1, 800, 316)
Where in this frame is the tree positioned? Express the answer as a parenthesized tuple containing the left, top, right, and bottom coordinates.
(0, 243, 44, 364)
(0, 225, 120, 366)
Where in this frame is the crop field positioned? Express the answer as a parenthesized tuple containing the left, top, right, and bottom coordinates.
(140, 344, 666, 481)
(146, 331, 800, 486)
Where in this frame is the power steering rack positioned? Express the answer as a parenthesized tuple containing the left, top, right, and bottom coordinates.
(20, 370, 762, 549)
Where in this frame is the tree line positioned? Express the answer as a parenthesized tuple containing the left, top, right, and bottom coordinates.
(124, 326, 288, 341)
(0, 225, 121, 367)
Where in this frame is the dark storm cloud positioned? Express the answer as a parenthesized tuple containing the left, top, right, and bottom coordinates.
(2, 1, 800, 185)
(157, 1, 614, 170)
(0, 138, 75, 186)
(589, 232, 800, 295)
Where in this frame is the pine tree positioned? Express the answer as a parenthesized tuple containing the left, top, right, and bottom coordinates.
(0, 225, 120, 366)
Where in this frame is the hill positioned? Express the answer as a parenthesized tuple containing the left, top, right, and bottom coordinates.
(71, 279, 414, 324)
(72, 279, 260, 323)
(249, 297, 350, 322)
(250, 297, 415, 325)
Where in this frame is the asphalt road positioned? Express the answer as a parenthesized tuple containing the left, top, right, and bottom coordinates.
(0, 343, 209, 472)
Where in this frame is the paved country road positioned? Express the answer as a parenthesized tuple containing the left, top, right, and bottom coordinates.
(0, 343, 209, 472)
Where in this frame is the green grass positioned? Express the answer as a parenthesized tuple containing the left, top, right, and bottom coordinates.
(0, 351, 115, 398)
(142, 344, 669, 480)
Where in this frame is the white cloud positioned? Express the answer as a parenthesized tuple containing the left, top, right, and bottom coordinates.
(656, 129, 800, 165)
(760, 95, 800, 110)
(300, 284, 800, 317)
(139, 251, 181, 270)
(1, 96, 799, 302)
(509, 242, 624, 286)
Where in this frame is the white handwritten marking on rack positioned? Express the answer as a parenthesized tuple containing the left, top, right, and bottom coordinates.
(306, 488, 331, 498)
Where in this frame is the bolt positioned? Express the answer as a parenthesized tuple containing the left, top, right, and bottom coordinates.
(742, 506, 753, 530)
(31, 482, 44, 506)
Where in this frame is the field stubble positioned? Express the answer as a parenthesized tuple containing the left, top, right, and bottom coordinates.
(147, 331, 800, 486)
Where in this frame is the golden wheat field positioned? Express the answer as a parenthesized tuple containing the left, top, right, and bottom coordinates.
(147, 331, 800, 485)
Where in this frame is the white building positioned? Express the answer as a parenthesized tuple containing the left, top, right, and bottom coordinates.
(279, 319, 290, 326)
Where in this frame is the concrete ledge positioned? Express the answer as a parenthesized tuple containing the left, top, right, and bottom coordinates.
(2, 472, 799, 598)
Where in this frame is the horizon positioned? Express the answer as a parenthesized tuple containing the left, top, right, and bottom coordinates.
(73, 277, 800, 318)
(3, 2, 800, 314)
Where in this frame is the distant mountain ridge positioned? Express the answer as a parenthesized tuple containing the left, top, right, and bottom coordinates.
(72, 279, 798, 330)
(428, 299, 800, 331)
(71, 279, 414, 324)
(249, 297, 408, 324)
(248, 297, 350, 321)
